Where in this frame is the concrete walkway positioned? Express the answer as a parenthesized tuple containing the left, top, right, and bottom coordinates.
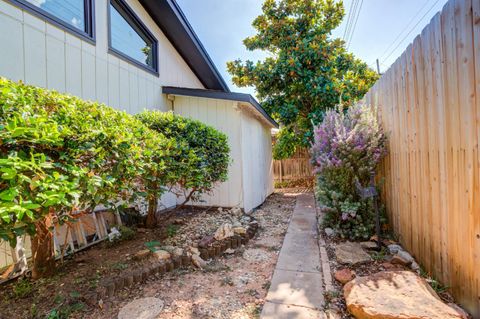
(261, 193, 326, 319)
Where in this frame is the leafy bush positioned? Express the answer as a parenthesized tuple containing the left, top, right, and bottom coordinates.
(311, 104, 387, 239)
(0, 78, 168, 277)
(136, 111, 230, 210)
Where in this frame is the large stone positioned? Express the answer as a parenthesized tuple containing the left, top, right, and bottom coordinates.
(214, 223, 234, 240)
(334, 268, 355, 284)
(232, 226, 247, 235)
(118, 297, 164, 319)
(191, 254, 207, 269)
(387, 244, 403, 254)
(133, 249, 151, 260)
(335, 242, 371, 265)
(199, 235, 215, 248)
(153, 250, 171, 261)
(391, 250, 414, 266)
(344, 271, 465, 319)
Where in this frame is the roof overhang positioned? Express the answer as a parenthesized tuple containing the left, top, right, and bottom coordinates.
(163, 86, 279, 128)
(139, 0, 230, 92)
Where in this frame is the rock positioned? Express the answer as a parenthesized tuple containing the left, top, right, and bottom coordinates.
(360, 241, 379, 250)
(118, 297, 164, 319)
(133, 249, 151, 260)
(380, 262, 403, 271)
(171, 247, 184, 257)
(448, 303, 470, 319)
(387, 244, 403, 254)
(232, 227, 247, 235)
(199, 235, 215, 248)
(324, 228, 335, 237)
(334, 268, 355, 284)
(188, 246, 200, 256)
(335, 242, 371, 265)
(230, 207, 242, 217)
(411, 261, 420, 272)
(391, 250, 414, 266)
(224, 248, 235, 254)
(153, 250, 171, 261)
(214, 223, 234, 240)
(344, 271, 465, 319)
(191, 254, 207, 269)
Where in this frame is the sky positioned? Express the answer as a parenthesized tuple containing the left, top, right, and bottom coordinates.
(176, 0, 449, 95)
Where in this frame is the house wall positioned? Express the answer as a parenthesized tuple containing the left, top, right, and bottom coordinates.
(240, 111, 274, 212)
(173, 96, 244, 208)
(0, 0, 204, 114)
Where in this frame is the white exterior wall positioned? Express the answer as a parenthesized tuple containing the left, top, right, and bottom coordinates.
(0, 0, 204, 114)
(173, 96, 244, 208)
(240, 111, 274, 212)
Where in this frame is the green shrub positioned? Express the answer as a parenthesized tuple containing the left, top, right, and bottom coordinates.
(136, 111, 230, 219)
(311, 104, 387, 240)
(0, 78, 169, 278)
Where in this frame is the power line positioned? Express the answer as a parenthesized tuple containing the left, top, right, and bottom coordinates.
(379, 0, 433, 60)
(343, 0, 359, 42)
(346, 0, 363, 50)
(381, 0, 441, 64)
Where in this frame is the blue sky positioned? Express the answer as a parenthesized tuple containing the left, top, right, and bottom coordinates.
(176, 0, 448, 94)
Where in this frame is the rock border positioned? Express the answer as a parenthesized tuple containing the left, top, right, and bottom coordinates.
(90, 220, 259, 304)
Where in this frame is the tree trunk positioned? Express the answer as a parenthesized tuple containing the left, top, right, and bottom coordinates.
(31, 214, 55, 280)
(146, 196, 158, 228)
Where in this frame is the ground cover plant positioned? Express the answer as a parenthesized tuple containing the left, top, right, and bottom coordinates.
(311, 104, 387, 239)
(136, 111, 230, 227)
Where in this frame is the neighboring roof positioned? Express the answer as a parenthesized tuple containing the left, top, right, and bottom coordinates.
(163, 86, 279, 128)
(139, 0, 230, 92)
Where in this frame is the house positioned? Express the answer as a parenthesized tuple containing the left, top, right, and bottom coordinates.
(0, 0, 278, 213)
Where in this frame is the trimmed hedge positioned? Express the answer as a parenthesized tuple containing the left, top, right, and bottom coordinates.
(0, 78, 231, 277)
(136, 111, 230, 206)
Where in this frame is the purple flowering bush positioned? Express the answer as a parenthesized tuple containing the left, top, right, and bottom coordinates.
(311, 104, 387, 239)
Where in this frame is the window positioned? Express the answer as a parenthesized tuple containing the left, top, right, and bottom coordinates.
(108, 0, 158, 74)
(11, 0, 94, 41)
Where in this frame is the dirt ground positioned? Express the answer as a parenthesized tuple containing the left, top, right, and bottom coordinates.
(0, 191, 298, 319)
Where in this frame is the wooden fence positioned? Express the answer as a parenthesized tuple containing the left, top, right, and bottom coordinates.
(364, 0, 480, 315)
(273, 147, 313, 183)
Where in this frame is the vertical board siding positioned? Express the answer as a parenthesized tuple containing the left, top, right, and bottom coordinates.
(0, 0, 204, 113)
(174, 96, 244, 209)
(364, 0, 480, 315)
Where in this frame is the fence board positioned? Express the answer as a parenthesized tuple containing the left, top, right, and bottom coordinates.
(273, 147, 313, 183)
(364, 0, 480, 315)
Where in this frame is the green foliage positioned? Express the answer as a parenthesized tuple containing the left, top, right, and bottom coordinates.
(227, 0, 379, 159)
(0, 78, 165, 247)
(166, 224, 179, 238)
(312, 104, 387, 240)
(136, 111, 230, 204)
(13, 278, 32, 298)
(118, 225, 135, 241)
(144, 241, 161, 252)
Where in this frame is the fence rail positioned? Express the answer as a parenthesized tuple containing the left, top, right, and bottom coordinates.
(273, 147, 313, 182)
(364, 0, 480, 315)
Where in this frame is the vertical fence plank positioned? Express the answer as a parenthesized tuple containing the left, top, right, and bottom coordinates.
(364, 0, 479, 315)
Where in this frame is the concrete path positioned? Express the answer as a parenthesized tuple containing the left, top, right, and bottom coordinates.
(261, 193, 326, 319)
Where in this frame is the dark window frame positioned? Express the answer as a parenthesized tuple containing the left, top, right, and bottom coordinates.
(108, 0, 158, 76)
(7, 0, 95, 44)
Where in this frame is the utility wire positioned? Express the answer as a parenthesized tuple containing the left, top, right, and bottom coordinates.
(379, 0, 433, 60)
(346, 0, 363, 50)
(381, 0, 441, 64)
(343, 0, 359, 42)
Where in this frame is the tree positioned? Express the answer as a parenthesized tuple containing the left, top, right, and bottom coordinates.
(227, 0, 379, 159)
(136, 111, 230, 225)
(0, 78, 161, 278)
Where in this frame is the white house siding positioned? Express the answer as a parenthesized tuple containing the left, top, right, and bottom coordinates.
(173, 96, 244, 208)
(240, 111, 274, 212)
(0, 0, 204, 114)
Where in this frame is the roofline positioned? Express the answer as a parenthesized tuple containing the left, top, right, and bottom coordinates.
(163, 86, 279, 128)
(139, 0, 230, 92)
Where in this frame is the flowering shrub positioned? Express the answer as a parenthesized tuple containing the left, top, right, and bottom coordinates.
(311, 104, 387, 239)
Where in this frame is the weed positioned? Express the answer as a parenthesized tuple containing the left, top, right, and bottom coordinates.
(119, 225, 135, 241)
(262, 282, 271, 290)
(13, 279, 32, 298)
(30, 303, 37, 317)
(145, 241, 162, 252)
(370, 247, 388, 261)
(54, 294, 65, 304)
(166, 224, 179, 238)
